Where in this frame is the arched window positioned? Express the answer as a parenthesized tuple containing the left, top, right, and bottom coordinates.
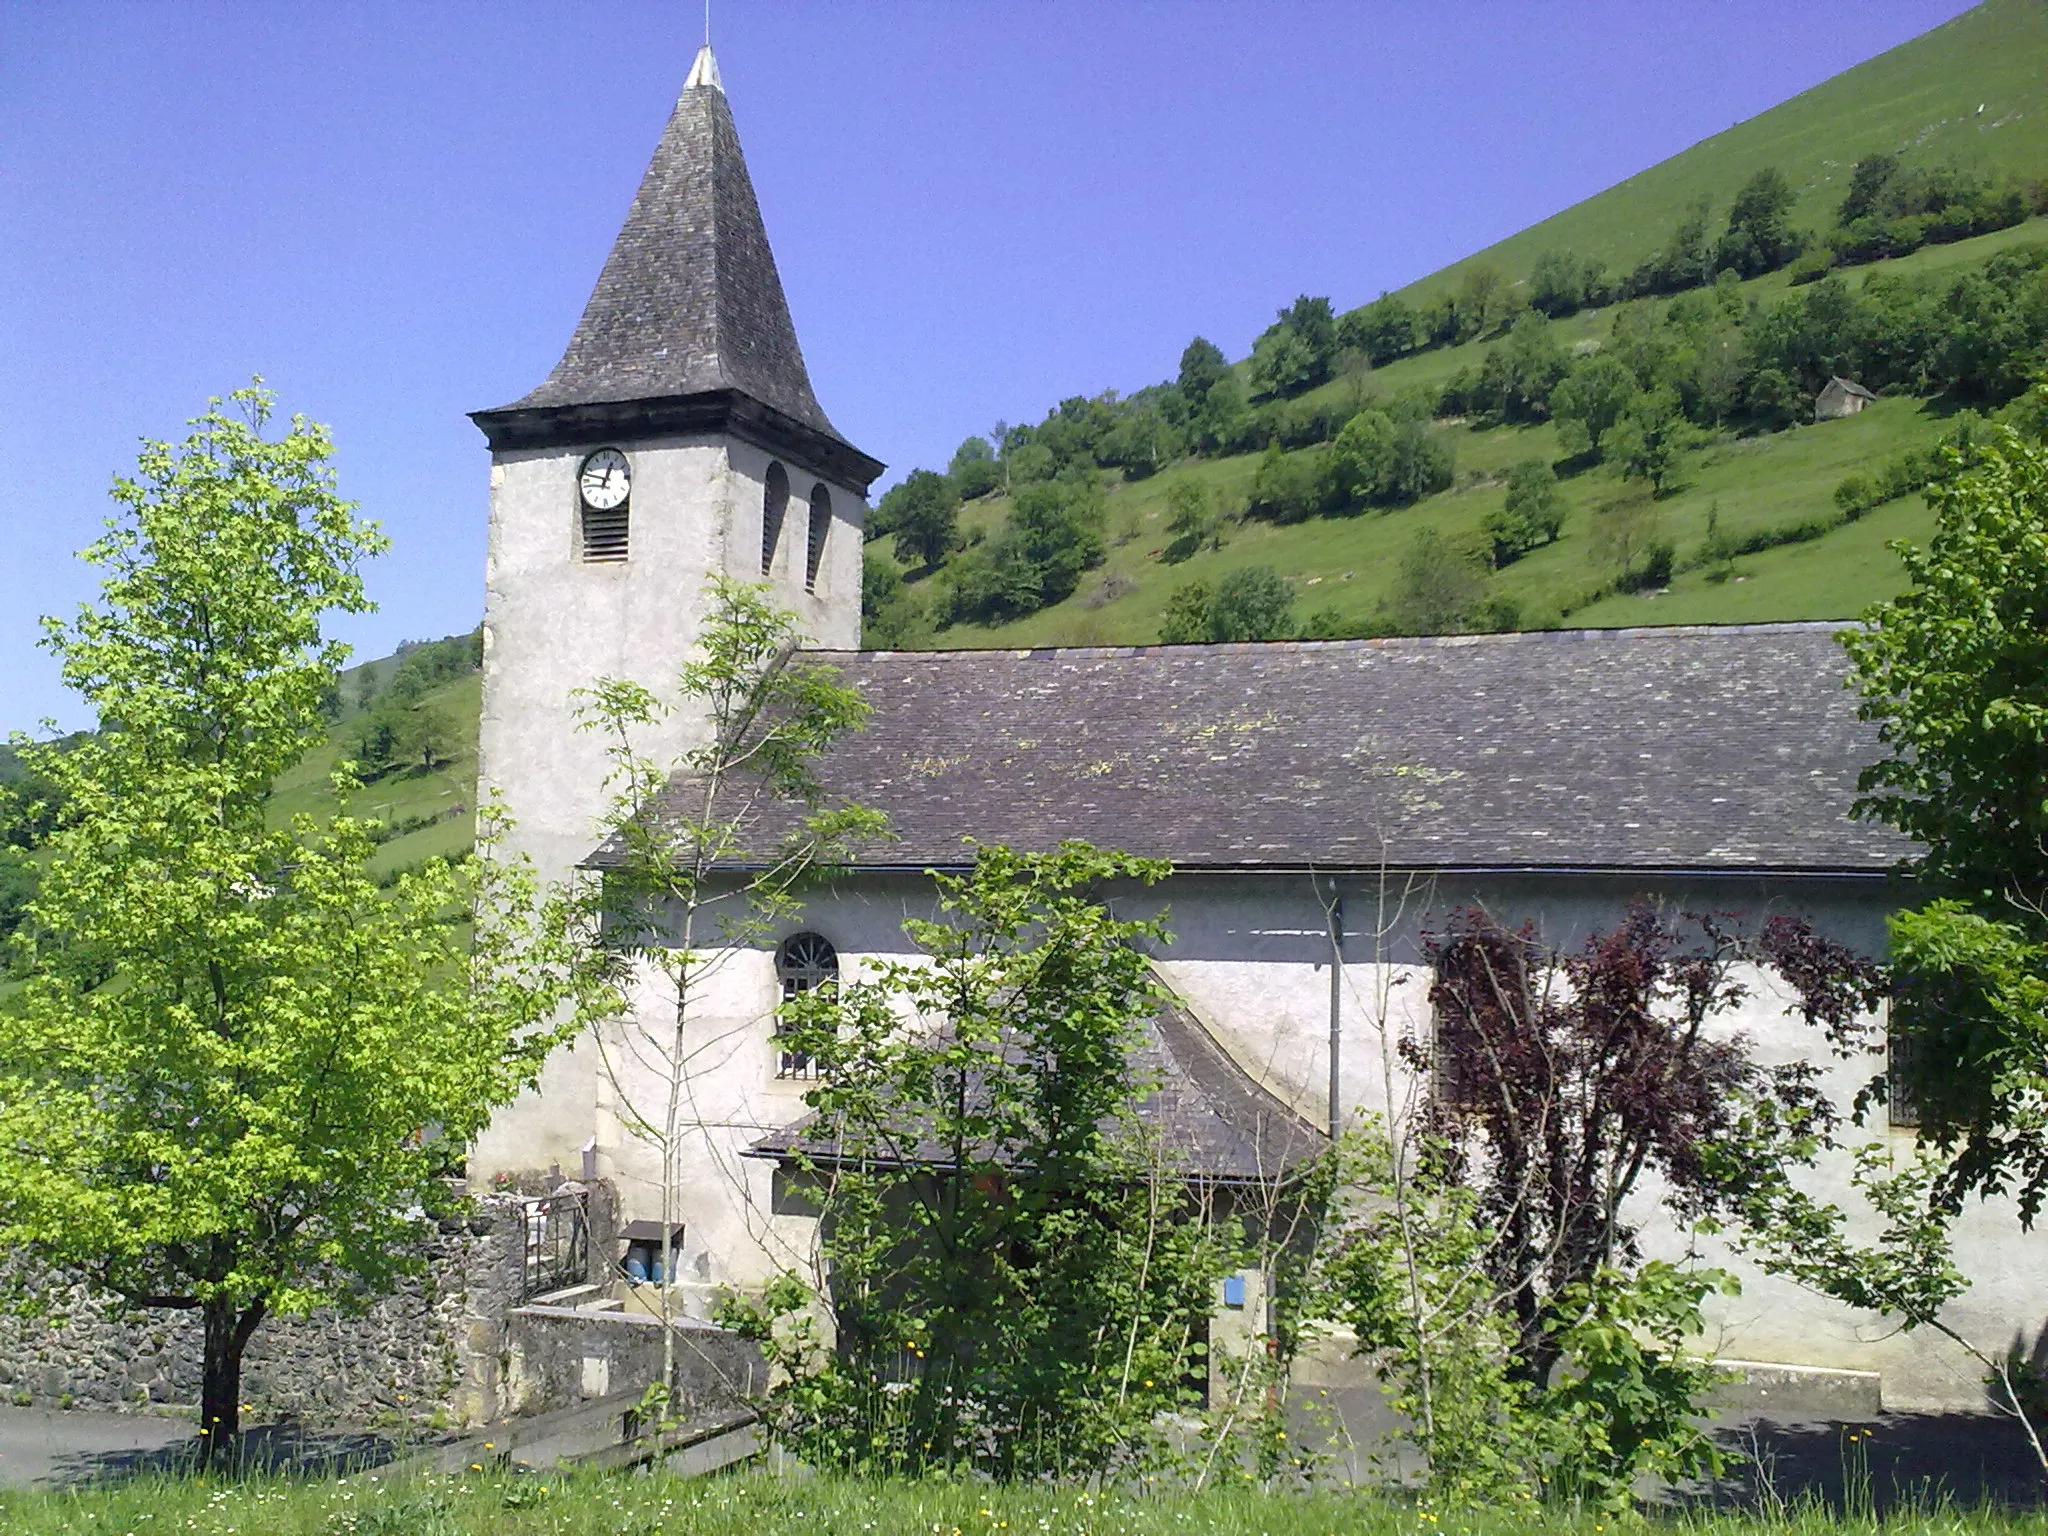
(805, 484, 831, 592)
(761, 462, 789, 575)
(775, 932, 837, 1080)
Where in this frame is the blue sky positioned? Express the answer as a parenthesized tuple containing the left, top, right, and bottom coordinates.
(0, 1, 1977, 731)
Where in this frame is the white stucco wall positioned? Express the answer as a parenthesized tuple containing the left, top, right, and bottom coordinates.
(469, 429, 864, 1180)
(582, 867, 2045, 1413)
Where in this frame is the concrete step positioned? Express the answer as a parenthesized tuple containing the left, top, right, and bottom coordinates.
(529, 1283, 602, 1307)
(373, 1392, 762, 1479)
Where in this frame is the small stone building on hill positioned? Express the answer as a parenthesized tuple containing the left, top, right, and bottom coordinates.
(1816, 375, 1879, 419)
(463, 43, 2047, 1422)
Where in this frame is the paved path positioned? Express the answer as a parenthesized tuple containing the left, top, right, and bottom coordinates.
(0, 1405, 193, 1488)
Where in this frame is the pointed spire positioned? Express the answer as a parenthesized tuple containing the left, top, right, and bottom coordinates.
(488, 52, 852, 454)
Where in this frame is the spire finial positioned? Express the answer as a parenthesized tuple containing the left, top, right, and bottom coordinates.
(704, 0, 711, 48)
(684, 40, 721, 92)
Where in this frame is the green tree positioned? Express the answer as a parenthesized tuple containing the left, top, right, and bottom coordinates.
(1158, 580, 1213, 645)
(0, 388, 606, 1459)
(1717, 166, 1802, 278)
(1629, 195, 1716, 296)
(860, 558, 925, 650)
(1248, 296, 1338, 399)
(1609, 386, 1689, 496)
(1340, 292, 1420, 365)
(947, 435, 1002, 500)
(1842, 410, 2048, 1216)
(1161, 479, 1221, 563)
(1528, 250, 1605, 318)
(1838, 152, 1899, 226)
(1550, 355, 1637, 460)
(880, 468, 960, 571)
(0, 847, 36, 952)
(1453, 264, 1511, 340)
(1207, 566, 1295, 642)
(574, 577, 888, 1392)
(1325, 410, 1455, 511)
(1175, 336, 1227, 404)
(1475, 312, 1568, 421)
(946, 480, 1103, 625)
(351, 697, 453, 779)
(1483, 459, 1565, 568)
(1590, 486, 1668, 587)
(1384, 528, 1485, 635)
(1244, 442, 1324, 524)
(1745, 365, 1804, 431)
(742, 843, 1245, 1479)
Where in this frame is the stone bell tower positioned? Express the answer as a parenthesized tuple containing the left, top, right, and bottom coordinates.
(468, 45, 884, 1178)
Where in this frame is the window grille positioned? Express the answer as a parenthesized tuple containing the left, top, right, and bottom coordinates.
(775, 931, 837, 1079)
(580, 504, 629, 562)
(762, 462, 789, 574)
(805, 484, 831, 592)
(1888, 1029, 1921, 1128)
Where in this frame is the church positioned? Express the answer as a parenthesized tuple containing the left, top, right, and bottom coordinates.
(464, 46, 2040, 1417)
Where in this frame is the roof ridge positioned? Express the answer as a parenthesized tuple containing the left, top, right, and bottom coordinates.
(804, 619, 1859, 664)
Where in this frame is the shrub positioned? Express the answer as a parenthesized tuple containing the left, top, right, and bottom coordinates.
(1834, 472, 1883, 519)
(1158, 580, 1213, 645)
(1243, 444, 1325, 524)
(1383, 528, 1485, 635)
(1157, 568, 1294, 644)
(1325, 411, 1454, 512)
(1638, 540, 1675, 590)
(1207, 566, 1295, 642)
(1786, 247, 1835, 286)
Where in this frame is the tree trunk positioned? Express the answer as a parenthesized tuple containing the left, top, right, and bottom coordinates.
(198, 1296, 267, 1465)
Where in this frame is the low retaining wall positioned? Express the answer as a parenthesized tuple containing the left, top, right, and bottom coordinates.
(505, 1305, 765, 1418)
(0, 1183, 618, 1429)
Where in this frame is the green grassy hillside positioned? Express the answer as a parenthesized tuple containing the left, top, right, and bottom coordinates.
(273, 665, 482, 879)
(864, 1, 2048, 653)
(904, 213, 2041, 652)
(1405, 0, 2048, 303)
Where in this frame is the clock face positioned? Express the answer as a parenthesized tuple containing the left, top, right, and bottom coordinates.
(579, 448, 631, 510)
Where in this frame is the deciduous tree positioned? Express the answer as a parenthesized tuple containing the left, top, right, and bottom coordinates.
(1550, 355, 1637, 460)
(1383, 528, 1485, 636)
(737, 844, 1251, 1480)
(880, 468, 960, 571)
(0, 387, 607, 1460)
(1842, 408, 2048, 1216)
(574, 577, 888, 1393)
(1483, 459, 1565, 568)
(947, 436, 1002, 501)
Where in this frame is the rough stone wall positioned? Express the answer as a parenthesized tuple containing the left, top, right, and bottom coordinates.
(0, 1187, 614, 1428)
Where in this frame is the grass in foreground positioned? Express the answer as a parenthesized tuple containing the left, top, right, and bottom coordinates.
(5, 1469, 2048, 1536)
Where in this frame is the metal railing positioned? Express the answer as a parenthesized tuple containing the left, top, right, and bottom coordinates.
(519, 1192, 590, 1299)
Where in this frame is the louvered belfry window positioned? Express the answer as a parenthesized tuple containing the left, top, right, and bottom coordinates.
(762, 462, 789, 574)
(775, 932, 837, 1080)
(581, 502, 629, 562)
(1887, 1028, 1921, 1128)
(805, 485, 831, 592)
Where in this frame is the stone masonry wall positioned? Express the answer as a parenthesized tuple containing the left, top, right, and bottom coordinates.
(0, 1185, 615, 1429)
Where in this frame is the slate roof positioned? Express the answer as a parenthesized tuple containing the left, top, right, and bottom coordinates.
(748, 995, 1330, 1184)
(485, 47, 842, 443)
(602, 622, 1912, 875)
(1823, 376, 1879, 401)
